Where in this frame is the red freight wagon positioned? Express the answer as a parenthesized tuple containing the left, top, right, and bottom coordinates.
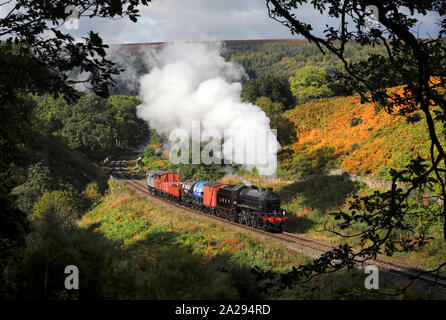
(203, 182, 228, 207)
(163, 182, 183, 198)
(155, 172, 180, 191)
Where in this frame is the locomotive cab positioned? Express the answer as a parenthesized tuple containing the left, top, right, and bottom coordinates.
(145, 167, 286, 233)
(239, 187, 281, 213)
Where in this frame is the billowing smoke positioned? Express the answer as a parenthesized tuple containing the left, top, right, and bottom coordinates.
(136, 41, 280, 176)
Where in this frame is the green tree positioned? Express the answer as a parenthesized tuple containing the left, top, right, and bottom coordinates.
(173, 163, 225, 181)
(224, 40, 388, 79)
(0, 188, 29, 299)
(242, 74, 295, 108)
(266, 0, 446, 291)
(18, 210, 139, 299)
(289, 65, 333, 104)
(169, 142, 225, 181)
(83, 182, 102, 205)
(32, 95, 70, 136)
(62, 94, 117, 160)
(254, 96, 296, 146)
(11, 163, 54, 215)
(0, 1, 151, 100)
(31, 190, 77, 225)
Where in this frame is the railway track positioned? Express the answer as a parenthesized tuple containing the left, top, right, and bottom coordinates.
(108, 155, 446, 291)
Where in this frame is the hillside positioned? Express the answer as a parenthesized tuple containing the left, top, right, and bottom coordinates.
(73, 183, 414, 299)
(113, 39, 385, 78)
(280, 88, 445, 182)
(107, 39, 388, 95)
(10, 126, 108, 215)
(223, 40, 386, 78)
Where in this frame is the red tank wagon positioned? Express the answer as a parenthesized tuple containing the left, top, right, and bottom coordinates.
(155, 172, 180, 190)
(145, 169, 286, 233)
(203, 182, 228, 214)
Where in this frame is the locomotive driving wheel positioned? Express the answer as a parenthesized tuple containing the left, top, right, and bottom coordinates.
(240, 210, 248, 224)
(249, 216, 256, 228)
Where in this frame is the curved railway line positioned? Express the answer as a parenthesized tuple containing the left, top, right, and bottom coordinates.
(108, 154, 446, 293)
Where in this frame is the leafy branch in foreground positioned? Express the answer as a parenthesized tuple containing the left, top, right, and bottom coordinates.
(266, 0, 445, 290)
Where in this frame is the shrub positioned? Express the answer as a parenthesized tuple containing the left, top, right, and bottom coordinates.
(141, 144, 171, 171)
(11, 162, 54, 214)
(281, 146, 336, 178)
(142, 247, 236, 299)
(242, 74, 295, 108)
(289, 65, 333, 104)
(350, 143, 360, 152)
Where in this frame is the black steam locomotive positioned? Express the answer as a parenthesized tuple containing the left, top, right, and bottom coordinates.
(147, 170, 286, 233)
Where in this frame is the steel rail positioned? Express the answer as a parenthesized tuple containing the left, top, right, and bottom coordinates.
(107, 156, 446, 289)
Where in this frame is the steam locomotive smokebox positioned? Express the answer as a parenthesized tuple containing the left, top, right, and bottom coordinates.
(147, 170, 166, 189)
(155, 172, 180, 190)
(181, 180, 197, 199)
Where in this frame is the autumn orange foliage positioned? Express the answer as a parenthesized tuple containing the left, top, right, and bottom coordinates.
(102, 194, 132, 210)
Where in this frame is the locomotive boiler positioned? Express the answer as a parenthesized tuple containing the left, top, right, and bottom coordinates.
(146, 171, 286, 233)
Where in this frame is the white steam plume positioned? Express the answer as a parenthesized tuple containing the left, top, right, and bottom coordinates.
(136, 41, 280, 176)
